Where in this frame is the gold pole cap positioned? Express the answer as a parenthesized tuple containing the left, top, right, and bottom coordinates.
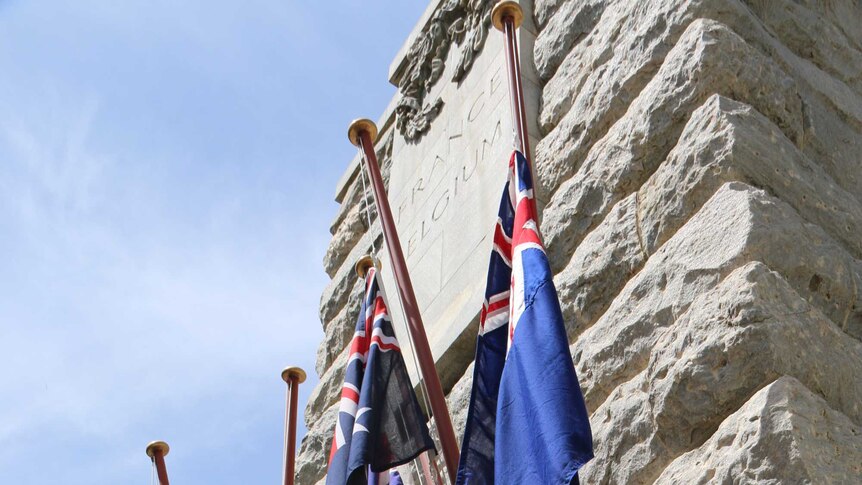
(492, 1, 524, 31)
(355, 255, 379, 279)
(281, 366, 307, 384)
(146, 440, 170, 458)
(348, 118, 378, 147)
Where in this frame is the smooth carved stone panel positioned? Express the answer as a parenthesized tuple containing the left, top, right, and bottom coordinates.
(377, 4, 541, 389)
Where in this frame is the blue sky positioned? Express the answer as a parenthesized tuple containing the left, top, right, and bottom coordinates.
(0, 1, 426, 483)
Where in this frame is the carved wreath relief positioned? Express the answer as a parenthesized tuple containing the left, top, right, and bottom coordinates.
(396, 0, 494, 142)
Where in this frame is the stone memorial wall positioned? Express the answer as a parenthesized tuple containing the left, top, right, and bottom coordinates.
(298, 1, 862, 483)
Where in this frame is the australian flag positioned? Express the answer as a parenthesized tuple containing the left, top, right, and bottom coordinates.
(326, 266, 436, 485)
(456, 151, 593, 484)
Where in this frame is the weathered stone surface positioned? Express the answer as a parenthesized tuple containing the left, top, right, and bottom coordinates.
(582, 262, 862, 484)
(745, 0, 862, 95)
(296, 403, 338, 485)
(315, 281, 363, 375)
(445, 361, 474, 444)
(638, 95, 862, 259)
(541, 19, 803, 270)
(574, 182, 862, 413)
(533, 0, 566, 28)
(318, 228, 380, 326)
(554, 192, 646, 338)
(307, 1, 862, 483)
(535, 0, 862, 202)
(555, 94, 862, 339)
(322, 203, 368, 278)
(305, 346, 348, 428)
(656, 376, 862, 484)
(532, 0, 606, 81)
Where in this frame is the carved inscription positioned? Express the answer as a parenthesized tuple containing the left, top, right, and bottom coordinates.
(395, 70, 505, 259)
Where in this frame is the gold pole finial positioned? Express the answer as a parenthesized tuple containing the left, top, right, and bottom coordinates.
(146, 440, 170, 458)
(355, 255, 378, 279)
(492, 1, 524, 31)
(348, 118, 378, 147)
(281, 366, 307, 384)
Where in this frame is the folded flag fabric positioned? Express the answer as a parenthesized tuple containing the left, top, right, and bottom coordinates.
(454, 155, 514, 485)
(368, 469, 404, 485)
(456, 151, 593, 485)
(326, 267, 436, 485)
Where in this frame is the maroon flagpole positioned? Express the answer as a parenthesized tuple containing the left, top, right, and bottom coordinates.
(492, 1, 531, 161)
(146, 441, 171, 485)
(281, 366, 307, 485)
(348, 119, 460, 483)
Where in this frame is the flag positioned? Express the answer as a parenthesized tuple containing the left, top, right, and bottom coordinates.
(454, 158, 514, 484)
(456, 151, 593, 484)
(326, 267, 436, 485)
(367, 469, 403, 485)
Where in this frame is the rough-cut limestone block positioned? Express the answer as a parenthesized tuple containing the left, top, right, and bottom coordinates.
(329, 182, 356, 237)
(318, 228, 380, 326)
(745, 0, 862, 95)
(639, 95, 862, 259)
(655, 376, 862, 484)
(536, 0, 862, 202)
(553, 192, 646, 338)
(315, 281, 363, 376)
(536, 0, 773, 151)
(534, 0, 566, 28)
(791, 0, 862, 48)
(296, 403, 338, 485)
(538, 0, 663, 133)
(582, 262, 862, 484)
(319, 267, 357, 328)
(444, 362, 474, 444)
(532, 0, 607, 81)
(305, 346, 348, 428)
(323, 203, 368, 278)
(542, 18, 802, 271)
(574, 182, 862, 413)
(555, 94, 862, 342)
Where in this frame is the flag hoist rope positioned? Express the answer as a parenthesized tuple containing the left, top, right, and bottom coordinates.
(348, 119, 460, 483)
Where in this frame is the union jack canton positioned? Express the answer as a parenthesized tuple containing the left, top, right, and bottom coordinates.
(456, 151, 593, 484)
(326, 267, 435, 485)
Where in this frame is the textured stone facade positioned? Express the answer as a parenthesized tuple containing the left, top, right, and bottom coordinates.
(298, 1, 862, 484)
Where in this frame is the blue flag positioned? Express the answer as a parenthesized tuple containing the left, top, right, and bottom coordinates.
(456, 151, 593, 484)
(326, 268, 436, 485)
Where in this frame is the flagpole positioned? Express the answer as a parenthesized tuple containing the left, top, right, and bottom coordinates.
(492, 1, 531, 161)
(146, 440, 171, 485)
(348, 119, 460, 483)
(356, 255, 440, 485)
(281, 366, 307, 485)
